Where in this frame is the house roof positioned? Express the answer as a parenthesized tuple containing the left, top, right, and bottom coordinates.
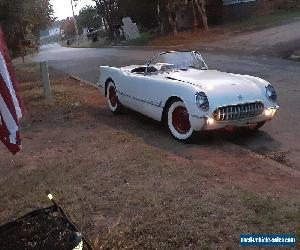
(51, 20, 63, 29)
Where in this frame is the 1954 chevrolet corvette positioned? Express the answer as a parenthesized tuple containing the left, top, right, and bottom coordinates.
(97, 51, 279, 142)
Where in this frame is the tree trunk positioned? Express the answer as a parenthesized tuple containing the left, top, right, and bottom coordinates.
(194, 0, 209, 31)
(94, 0, 117, 39)
(165, 0, 177, 35)
(191, 1, 198, 32)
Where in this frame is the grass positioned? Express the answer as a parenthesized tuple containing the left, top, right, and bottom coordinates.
(240, 191, 299, 229)
(14, 61, 39, 71)
(72, 32, 157, 48)
(119, 32, 157, 46)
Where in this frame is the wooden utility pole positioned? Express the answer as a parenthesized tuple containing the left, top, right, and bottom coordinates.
(40, 61, 52, 100)
(70, 0, 79, 45)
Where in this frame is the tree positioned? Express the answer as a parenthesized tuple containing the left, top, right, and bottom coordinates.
(164, 0, 178, 34)
(93, 0, 160, 38)
(159, 0, 209, 34)
(158, 0, 178, 35)
(0, 0, 54, 55)
(193, 0, 209, 31)
(118, 0, 159, 30)
(77, 5, 102, 32)
(93, 0, 120, 38)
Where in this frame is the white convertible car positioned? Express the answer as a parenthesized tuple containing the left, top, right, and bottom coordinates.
(97, 51, 279, 142)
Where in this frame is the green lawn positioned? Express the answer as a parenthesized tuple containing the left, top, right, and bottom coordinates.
(119, 32, 157, 46)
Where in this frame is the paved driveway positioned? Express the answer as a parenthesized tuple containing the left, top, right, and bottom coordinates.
(206, 19, 300, 55)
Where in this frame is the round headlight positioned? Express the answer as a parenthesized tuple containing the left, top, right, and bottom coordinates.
(195, 92, 209, 111)
(265, 84, 277, 102)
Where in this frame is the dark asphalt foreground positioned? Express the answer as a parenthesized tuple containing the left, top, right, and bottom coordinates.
(32, 40, 300, 170)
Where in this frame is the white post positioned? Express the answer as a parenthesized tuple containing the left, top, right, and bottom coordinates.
(40, 61, 52, 100)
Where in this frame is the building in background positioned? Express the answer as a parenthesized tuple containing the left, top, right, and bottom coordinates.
(40, 21, 63, 38)
(49, 21, 62, 36)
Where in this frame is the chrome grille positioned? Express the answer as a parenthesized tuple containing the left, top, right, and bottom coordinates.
(213, 102, 264, 121)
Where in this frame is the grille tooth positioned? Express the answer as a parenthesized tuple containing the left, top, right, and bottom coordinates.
(234, 106, 237, 120)
(213, 102, 264, 122)
(247, 104, 250, 115)
(221, 107, 225, 121)
(217, 109, 221, 120)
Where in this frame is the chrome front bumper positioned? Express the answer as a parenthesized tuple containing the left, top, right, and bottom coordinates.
(190, 105, 279, 131)
(213, 101, 265, 122)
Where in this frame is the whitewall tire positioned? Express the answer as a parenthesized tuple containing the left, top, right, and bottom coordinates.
(106, 82, 122, 114)
(167, 100, 194, 142)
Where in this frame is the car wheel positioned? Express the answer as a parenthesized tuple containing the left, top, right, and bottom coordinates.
(106, 82, 122, 114)
(167, 100, 194, 142)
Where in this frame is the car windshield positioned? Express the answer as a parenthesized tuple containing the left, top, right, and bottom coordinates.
(148, 51, 207, 71)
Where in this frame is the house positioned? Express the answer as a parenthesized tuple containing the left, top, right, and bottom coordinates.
(40, 21, 63, 38)
(48, 21, 62, 36)
(49, 27, 60, 36)
(60, 17, 77, 38)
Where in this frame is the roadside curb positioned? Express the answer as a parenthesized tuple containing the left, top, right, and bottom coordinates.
(69, 75, 99, 88)
(71, 44, 186, 50)
(109, 45, 185, 49)
(69, 74, 300, 179)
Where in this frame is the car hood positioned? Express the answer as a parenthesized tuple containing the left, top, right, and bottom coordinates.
(165, 69, 265, 104)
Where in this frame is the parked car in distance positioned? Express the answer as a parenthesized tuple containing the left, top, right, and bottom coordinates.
(97, 51, 279, 142)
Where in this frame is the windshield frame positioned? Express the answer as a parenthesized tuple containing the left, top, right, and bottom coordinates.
(145, 51, 208, 75)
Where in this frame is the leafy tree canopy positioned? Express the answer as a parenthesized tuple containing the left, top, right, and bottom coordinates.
(0, 0, 54, 52)
(77, 5, 102, 32)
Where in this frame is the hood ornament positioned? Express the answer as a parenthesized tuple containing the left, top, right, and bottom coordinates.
(238, 94, 243, 101)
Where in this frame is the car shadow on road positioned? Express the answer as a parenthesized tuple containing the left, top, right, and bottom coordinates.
(223, 128, 282, 152)
(87, 104, 283, 163)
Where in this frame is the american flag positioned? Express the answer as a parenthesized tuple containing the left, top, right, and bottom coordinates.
(0, 26, 23, 154)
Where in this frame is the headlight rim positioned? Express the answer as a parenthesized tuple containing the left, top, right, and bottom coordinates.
(195, 91, 209, 111)
(265, 84, 277, 102)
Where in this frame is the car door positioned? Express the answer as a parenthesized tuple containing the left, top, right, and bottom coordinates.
(117, 72, 144, 112)
(118, 70, 166, 121)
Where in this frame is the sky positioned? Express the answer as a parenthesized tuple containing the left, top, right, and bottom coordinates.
(50, 0, 96, 20)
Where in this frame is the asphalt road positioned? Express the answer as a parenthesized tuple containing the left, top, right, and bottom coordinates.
(33, 40, 300, 169)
